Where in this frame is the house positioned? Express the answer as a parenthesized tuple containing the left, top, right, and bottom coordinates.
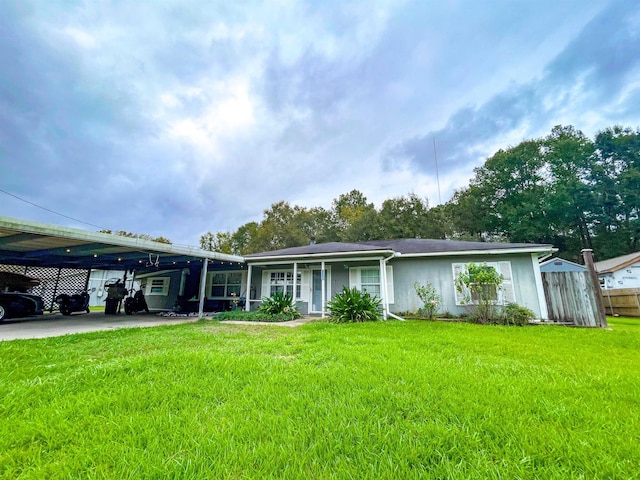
(595, 252, 640, 289)
(539, 257, 586, 273)
(244, 239, 554, 320)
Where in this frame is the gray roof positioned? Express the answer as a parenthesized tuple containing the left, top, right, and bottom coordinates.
(595, 251, 640, 273)
(246, 238, 553, 259)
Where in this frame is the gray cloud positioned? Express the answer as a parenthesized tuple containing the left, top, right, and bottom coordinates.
(1, 0, 637, 245)
(387, 0, 639, 192)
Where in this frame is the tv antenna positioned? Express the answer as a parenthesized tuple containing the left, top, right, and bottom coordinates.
(433, 138, 442, 204)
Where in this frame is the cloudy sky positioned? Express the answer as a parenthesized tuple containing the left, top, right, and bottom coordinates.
(1, 0, 639, 246)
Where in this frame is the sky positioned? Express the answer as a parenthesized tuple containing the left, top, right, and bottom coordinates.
(1, 0, 639, 247)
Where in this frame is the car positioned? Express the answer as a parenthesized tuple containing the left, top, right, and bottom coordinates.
(0, 272, 45, 321)
(0, 292, 45, 321)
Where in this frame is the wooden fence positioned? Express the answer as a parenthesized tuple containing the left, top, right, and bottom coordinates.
(601, 288, 640, 317)
(541, 271, 601, 326)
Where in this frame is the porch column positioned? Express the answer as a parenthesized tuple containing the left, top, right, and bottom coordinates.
(245, 264, 252, 312)
(198, 259, 209, 318)
(321, 260, 326, 318)
(292, 262, 298, 306)
(379, 258, 388, 320)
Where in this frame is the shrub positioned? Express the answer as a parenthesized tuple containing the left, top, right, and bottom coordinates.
(414, 281, 442, 319)
(455, 262, 504, 324)
(327, 287, 382, 323)
(500, 303, 536, 326)
(216, 310, 298, 322)
(258, 292, 301, 320)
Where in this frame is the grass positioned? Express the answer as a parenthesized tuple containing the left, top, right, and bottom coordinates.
(0, 318, 639, 478)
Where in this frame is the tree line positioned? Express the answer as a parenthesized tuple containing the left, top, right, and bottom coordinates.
(201, 124, 640, 262)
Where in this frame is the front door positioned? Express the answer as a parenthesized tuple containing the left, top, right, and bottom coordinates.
(311, 269, 329, 313)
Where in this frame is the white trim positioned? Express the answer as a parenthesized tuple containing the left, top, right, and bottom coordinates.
(310, 267, 331, 314)
(531, 253, 549, 320)
(399, 247, 554, 258)
(245, 264, 252, 312)
(321, 261, 326, 318)
(245, 251, 394, 263)
(145, 276, 170, 296)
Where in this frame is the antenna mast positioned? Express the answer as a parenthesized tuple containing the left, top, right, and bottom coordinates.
(433, 138, 442, 204)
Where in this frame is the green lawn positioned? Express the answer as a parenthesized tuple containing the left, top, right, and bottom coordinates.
(0, 319, 638, 479)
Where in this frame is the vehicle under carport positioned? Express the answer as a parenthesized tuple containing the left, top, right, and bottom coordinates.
(0, 216, 245, 320)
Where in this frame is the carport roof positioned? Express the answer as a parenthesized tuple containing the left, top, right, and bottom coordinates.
(0, 216, 244, 270)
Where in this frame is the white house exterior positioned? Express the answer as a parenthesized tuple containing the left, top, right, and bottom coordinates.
(595, 252, 640, 289)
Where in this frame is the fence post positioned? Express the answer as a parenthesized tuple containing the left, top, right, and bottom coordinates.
(582, 249, 608, 328)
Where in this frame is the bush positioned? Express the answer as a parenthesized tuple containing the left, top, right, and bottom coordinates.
(258, 292, 301, 320)
(216, 310, 298, 322)
(414, 281, 442, 320)
(327, 287, 382, 323)
(500, 303, 536, 326)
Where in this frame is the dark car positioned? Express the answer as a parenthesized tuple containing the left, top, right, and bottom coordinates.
(0, 272, 45, 321)
(0, 292, 45, 321)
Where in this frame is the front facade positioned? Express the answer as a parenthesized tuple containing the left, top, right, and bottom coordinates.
(245, 239, 554, 320)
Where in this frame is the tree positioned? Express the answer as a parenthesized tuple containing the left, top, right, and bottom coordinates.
(377, 194, 430, 239)
(200, 231, 233, 254)
(99, 229, 171, 244)
(591, 126, 640, 257)
(331, 190, 380, 242)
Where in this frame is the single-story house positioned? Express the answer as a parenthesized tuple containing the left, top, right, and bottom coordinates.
(539, 257, 586, 273)
(244, 239, 554, 320)
(595, 252, 640, 289)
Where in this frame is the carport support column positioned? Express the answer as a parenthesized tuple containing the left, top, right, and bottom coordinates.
(321, 260, 326, 319)
(245, 264, 252, 312)
(198, 259, 209, 318)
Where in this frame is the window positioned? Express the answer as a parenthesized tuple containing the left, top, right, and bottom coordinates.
(209, 271, 244, 298)
(452, 262, 514, 306)
(360, 268, 381, 297)
(348, 266, 394, 303)
(269, 271, 301, 298)
(145, 277, 170, 296)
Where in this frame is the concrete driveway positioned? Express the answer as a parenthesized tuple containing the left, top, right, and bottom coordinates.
(0, 311, 202, 341)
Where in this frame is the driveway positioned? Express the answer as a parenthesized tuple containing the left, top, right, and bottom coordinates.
(0, 311, 201, 341)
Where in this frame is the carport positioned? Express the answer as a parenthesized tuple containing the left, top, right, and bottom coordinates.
(0, 216, 245, 318)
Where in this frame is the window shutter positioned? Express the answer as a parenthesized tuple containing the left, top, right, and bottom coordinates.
(261, 271, 271, 299)
(349, 268, 359, 289)
(498, 261, 515, 304)
(452, 263, 467, 305)
(299, 270, 310, 302)
(385, 265, 394, 304)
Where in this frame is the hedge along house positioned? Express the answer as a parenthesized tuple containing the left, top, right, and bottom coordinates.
(244, 239, 555, 320)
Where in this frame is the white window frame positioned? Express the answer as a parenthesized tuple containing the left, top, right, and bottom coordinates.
(452, 262, 514, 306)
(262, 270, 304, 300)
(348, 265, 394, 303)
(145, 277, 170, 296)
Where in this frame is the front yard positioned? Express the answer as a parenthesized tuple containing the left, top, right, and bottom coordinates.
(0, 318, 638, 478)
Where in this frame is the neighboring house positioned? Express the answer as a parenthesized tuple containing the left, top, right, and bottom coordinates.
(539, 257, 586, 273)
(595, 252, 640, 289)
(244, 239, 554, 320)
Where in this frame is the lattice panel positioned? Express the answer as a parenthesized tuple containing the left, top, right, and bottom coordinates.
(0, 264, 90, 312)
